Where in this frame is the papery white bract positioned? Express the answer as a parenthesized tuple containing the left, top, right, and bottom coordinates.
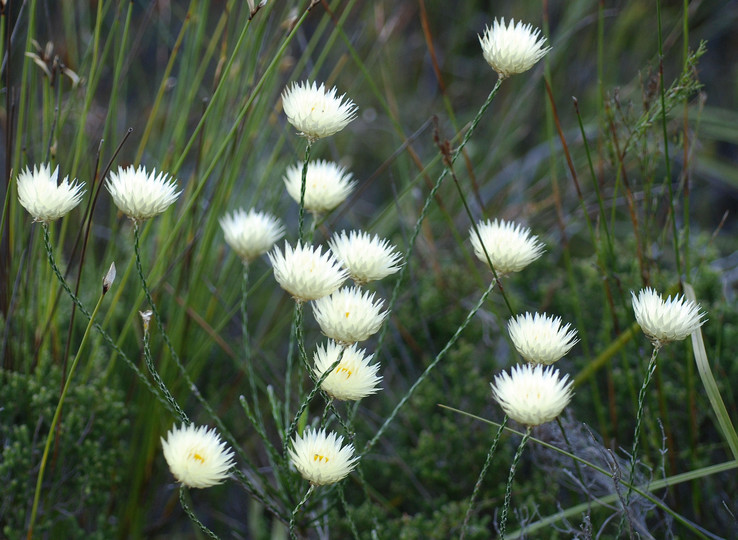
(17, 164, 85, 222)
(508, 312, 578, 365)
(470, 219, 544, 275)
(268, 241, 347, 302)
(313, 340, 382, 401)
(289, 427, 358, 485)
(282, 81, 357, 140)
(479, 18, 551, 79)
(329, 230, 402, 285)
(106, 165, 180, 221)
(283, 160, 357, 215)
(220, 209, 284, 262)
(312, 286, 388, 344)
(631, 288, 706, 346)
(161, 424, 235, 489)
(491, 364, 573, 426)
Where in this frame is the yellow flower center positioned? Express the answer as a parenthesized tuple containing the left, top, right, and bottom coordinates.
(313, 453, 329, 463)
(190, 452, 205, 463)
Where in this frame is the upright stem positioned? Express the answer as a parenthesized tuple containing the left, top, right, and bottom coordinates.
(624, 345, 661, 505)
(179, 485, 220, 540)
(297, 142, 312, 243)
(241, 262, 262, 419)
(460, 416, 508, 540)
(363, 280, 495, 455)
(499, 427, 531, 540)
(289, 484, 315, 539)
(27, 273, 106, 539)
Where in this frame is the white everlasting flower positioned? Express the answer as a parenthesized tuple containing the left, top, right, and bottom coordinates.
(479, 18, 551, 79)
(312, 286, 388, 344)
(329, 230, 402, 285)
(470, 219, 544, 275)
(284, 160, 356, 215)
(268, 241, 347, 302)
(313, 340, 382, 401)
(161, 424, 235, 489)
(16, 164, 85, 222)
(282, 81, 358, 141)
(491, 364, 573, 427)
(631, 287, 706, 346)
(106, 165, 180, 221)
(289, 427, 358, 485)
(220, 208, 284, 262)
(508, 312, 578, 365)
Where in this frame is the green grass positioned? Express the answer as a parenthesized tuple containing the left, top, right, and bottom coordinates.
(2, 1, 738, 538)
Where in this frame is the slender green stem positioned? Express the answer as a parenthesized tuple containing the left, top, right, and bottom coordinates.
(363, 280, 495, 455)
(179, 485, 219, 540)
(338, 482, 360, 540)
(241, 263, 262, 420)
(27, 269, 106, 539)
(42, 225, 175, 414)
(555, 416, 586, 491)
(499, 427, 531, 540)
(625, 345, 661, 505)
(460, 416, 508, 540)
(289, 484, 315, 539)
(284, 353, 344, 458)
(285, 303, 299, 427)
(142, 313, 189, 423)
(374, 79, 503, 355)
(297, 142, 312, 243)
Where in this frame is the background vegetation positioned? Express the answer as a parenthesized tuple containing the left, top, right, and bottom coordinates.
(1, 0, 737, 538)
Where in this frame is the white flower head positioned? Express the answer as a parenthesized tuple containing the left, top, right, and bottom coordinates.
(491, 364, 573, 426)
(282, 81, 358, 141)
(479, 18, 551, 79)
(631, 287, 706, 347)
(508, 312, 578, 365)
(161, 423, 235, 489)
(17, 164, 85, 222)
(312, 286, 388, 344)
(289, 427, 358, 485)
(470, 219, 544, 275)
(313, 340, 382, 401)
(268, 241, 347, 302)
(329, 230, 402, 285)
(220, 208, 284, 262)
(284, 160, 357, 215)
(106, 165, 180, 221)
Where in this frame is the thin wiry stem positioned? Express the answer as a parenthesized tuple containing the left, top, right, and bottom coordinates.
(338, 482, 360, 540)
(241, 262, 262, 421)
(289, 484, 315, 539)
(41, 224, 177, 415)
(297, 142, 312, 243)
(284, 352, 345, 458)
(363, 280, 495, 456)
(374, 79, 504, 355)
(499, 427, 531, 539)
(179, 485, 220, 540)
(460, 416, 508, 540)
(142, 314, 188, 423)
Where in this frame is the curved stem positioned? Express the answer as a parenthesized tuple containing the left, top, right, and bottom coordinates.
(460, 416, 508, 540)
(499, 427, 531, 539)
(179, 485, 220, 540)
(289, 484, 315, 539)
(374, 78, 503, 355)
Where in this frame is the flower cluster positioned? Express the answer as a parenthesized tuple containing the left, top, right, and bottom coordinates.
(289, 427, 358, 485)
(631, 287, 706, 346)
(507, 312, 578, 365)
(479, 18, 551, 79)
(161, 424, 235, 489)
(17, 164, 85, 223)
(282, 81, 358, 141)
(220, 208, 284, 263)
(283, 160, 356, 215)
(313, 341, 381, 401)
(470, 219, 544, 276)
(106, 165, 180, 222)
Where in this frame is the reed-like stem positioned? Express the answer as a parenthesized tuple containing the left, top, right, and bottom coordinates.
(460, 416, 508, 540)
(27, 266, 107, 539)
(499, 427, 531, 539)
